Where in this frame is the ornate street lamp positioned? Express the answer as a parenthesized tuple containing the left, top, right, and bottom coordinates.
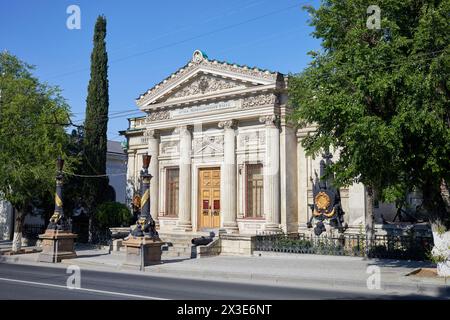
(38, 156, 77, 263)
(130, 154, 159, 239)
(124, 153, 162, 269)
(47, 156, 68, 231)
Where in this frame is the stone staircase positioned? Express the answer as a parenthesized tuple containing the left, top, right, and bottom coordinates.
(159, 231, 210, 258)
(110, 229, 212, 259)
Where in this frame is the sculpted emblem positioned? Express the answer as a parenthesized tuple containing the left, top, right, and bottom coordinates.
(315, 192, 331, 211)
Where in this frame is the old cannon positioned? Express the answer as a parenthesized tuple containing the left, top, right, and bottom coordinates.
(191, 232, 215, 246)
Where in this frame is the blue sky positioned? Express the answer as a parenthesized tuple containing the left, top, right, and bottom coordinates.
(0, 0, 321, 142)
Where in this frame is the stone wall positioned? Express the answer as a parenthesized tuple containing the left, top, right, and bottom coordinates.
(219, 234, 255, 256)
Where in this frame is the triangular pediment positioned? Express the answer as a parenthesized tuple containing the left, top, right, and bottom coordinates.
(136, 50, 279, 109)
(162, 73, 252, 103)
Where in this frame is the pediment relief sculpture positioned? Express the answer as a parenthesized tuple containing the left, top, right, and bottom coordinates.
(193, 135, 224, 155)
(165, 75, 250, 102)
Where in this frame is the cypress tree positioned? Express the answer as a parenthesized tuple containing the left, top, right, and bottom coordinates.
(83, 16, 110, 242)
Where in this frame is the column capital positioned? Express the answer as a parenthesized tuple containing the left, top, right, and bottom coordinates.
(218, 119, 238, 130)
(259, 115, 280, 128)
(144, 129, 160, 139)
(175, 125, 193, 135)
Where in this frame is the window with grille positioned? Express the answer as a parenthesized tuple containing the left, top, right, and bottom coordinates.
(165, 168, 179, 217)
(246, 163, 264, 218)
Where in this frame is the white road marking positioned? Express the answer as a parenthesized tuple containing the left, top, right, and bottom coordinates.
(0, 277, 168, 300)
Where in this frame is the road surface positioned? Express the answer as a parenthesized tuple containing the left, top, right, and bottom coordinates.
(0, 262, 439, 300)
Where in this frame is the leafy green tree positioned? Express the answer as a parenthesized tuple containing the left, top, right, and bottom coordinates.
(95, 201, 132, 230)
(82, 16, 110, 242)
(289, 1, 450, 233)
(0, 52, 74, 251)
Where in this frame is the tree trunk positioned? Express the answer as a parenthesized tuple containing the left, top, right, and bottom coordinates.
(11, 208, 24, 252)
(365, 186, 375, 254)
(88, 215, 93, 244)
(440, 179, 450, 217)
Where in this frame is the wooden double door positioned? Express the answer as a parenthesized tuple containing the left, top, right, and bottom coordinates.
(198, 168, 221, 229)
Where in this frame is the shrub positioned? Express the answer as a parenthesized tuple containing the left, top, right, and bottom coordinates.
(95, 201, 132, 229)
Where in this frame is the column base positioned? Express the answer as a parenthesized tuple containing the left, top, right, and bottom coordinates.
(123, 236, 164, 269)
(222, 222, 239, 234)
(38, 230, 77, 263)
(263, 223, 283, 234)
(174, 221, 192, 232)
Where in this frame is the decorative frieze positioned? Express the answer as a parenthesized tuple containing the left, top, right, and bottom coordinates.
(146, 110, 170, 122)
(242, 94, 277, 109)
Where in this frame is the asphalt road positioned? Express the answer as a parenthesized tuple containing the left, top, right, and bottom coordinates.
(0, 262, 437, 300)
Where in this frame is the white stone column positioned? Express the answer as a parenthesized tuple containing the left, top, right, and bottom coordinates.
(127, 151, 136, 187)
(260, 115, 281, 233)
(146, 129, 160, 228)
(218, 120, 239, 233)
(296, 132, 309, 231)
(176, 125, 193, 231)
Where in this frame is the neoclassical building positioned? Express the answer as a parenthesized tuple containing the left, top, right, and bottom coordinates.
(121, 50, 369, 235)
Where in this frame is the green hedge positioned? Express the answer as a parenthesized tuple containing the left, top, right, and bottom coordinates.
(95, 201, 132, 229)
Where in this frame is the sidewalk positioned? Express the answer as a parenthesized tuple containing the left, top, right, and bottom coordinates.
(1, 247, 449, 298)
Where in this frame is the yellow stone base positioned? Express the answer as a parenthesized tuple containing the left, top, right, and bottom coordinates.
(38, 230, 77, 263)
(123, 236, 164, 268)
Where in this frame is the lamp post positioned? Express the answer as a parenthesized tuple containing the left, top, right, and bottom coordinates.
(130, 154, 159, 239)
(38, 156, 77, 263)
(140, 154, 152, 220)
(47, 156, 67, 231)
(124, 153, 163, 268)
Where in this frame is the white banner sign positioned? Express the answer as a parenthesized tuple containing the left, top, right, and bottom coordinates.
(171, 100, 241, 117)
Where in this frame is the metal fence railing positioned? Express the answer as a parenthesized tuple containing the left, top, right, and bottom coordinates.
(22, 224, 46, 239)
(254, 232, 433, 261)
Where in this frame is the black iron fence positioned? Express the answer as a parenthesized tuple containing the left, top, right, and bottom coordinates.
(72, 220, 112, 245)
(22, 224, 46, 239)
(254, 232, 433, 261)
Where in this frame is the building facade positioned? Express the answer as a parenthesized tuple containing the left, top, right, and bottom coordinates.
(121, 50, 369, 235)
(106, 140, 127, 204)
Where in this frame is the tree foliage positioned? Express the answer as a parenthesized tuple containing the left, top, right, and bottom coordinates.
(82, 15, 110, 214)
(95, 201, 132, 229)
(289, 0, 450, 225)
(0, 52, 74, 240)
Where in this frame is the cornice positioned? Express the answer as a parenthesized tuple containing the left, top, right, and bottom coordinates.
(141, 83, 277, 112)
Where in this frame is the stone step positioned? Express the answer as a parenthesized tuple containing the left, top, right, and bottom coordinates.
(162, 251, 192, 258)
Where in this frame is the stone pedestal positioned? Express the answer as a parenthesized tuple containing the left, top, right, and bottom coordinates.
(38, 230, 77, 263)
(123, 236, 164, 268)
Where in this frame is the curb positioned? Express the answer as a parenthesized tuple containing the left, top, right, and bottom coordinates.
(148, 265, 449, 297)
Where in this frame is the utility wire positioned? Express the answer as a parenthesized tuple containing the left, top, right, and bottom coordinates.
(65, 49, 448, 127)
(45, 2, 306, 80)
(63, 171, 126, 178)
